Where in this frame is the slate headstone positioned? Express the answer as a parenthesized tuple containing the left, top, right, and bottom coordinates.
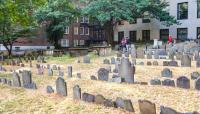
(98, 68, 109, 81)
(161, 68, 172, 78)
(67, 66, 72, 78)
(56, 77, 67, 96)
(195, 77, 200, 90)
(177, 76, 190, 89)
(46, 85, 54, 93)
(95, 94, 105, 104)
(150, 79, 161, 85)
(115, 97, 134, 112)
(12, 72, 21, 87)
(181, 54, 191, 67)
(162, 79, 175, 87)
(83, 56, 90, 63)
(82, 93, 95, 102)
(103, 59, 110, 64)
(168, 61, 178, 67)
(191, 72, 200, 80)
(90, 75, 97, 80)
(111, 57, 116, 64)
(73, 85, 81, 100)
(48, 69, 53, 76)
(138, 100, 156, 114)
(104, 99, 116, 108)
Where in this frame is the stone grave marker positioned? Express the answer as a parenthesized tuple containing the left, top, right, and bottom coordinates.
(67, 66, 72, 78)
(160, 106, 177, 114)
(181, 54, 191, 67)
(22, 70, 36, 89)
(103, 99, 116, 108)
(46, 85, 54, 93)
(73, 85, 81, 100)
(138, 100, 156, 114)
(176, 76, 190, 89)
(195, 77, 200, 90)
(115, 97, 134, 112)
(56, 77, 67, 96)
(168, 61, 178, 67)
(161, 68, 172, 78)
(12, 72, 21, 87)
(83, 56, 90, 63)
(90, 75, 97, 80)
(150, 79, 161, 85)
(98, 68, 109, 81)
(48, 69, 53, 76)
(191, 72, 200, 80)
(95, 94, 105, 104)
(58, 70, 64, 77)
(111, 57, 116, 64)
(147, 61, 152, 66)
(82, 93, 95, 102)
(77, 73, 81, 78)
(152, 61, 158, 66)
(162, 79, 175, 87)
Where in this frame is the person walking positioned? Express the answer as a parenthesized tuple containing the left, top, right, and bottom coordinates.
(168, 35, 173, 46)
(121, 37, 127, 51)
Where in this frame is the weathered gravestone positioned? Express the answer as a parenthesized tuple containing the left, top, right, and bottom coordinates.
(90, 75, 97, 80)
(119, 57, 135, 83)
(168, 61, 178, 67)
(58, 70, 64, 77)
(161, 68, 172, 78)
(103, 59, 110, 64)
(177, 76, 190, 89)
(196, 60, 200, 67)
(117, 52, 122, 57)
(176, 52, 183, 60)
(67, 66, 72, 78)
(181, 54, 191, 67)
(138, 100, 156, 114)
(46, 85, 54, 93)
(191, 72, 200, 80)
(12, 72, 21, 87)
(98, 68, 109, 81)
(73, 85, 81, 100)
(22, 70, 37, 89)
(77, 73, 81, 78)
(163, 61, 169, 66)
(95, 94, 105, 104)
(83, 56, 90, 63)
(111, 75, 122, 83)
(160, 106, 177, 114)
(195, 77, 200, 90)
(147, 61, 152, 66)
(82, 92, 95, 102)
(162, 79, 175, 87)
(111, 57, 116, 64)
(194, 50, 199, 61)
(56, 77, 67, 96)
(48, 69, 53, 76)
(103, 99, 116, 108)
(150, 79, 161, 85)
(115, 97, 134, 112)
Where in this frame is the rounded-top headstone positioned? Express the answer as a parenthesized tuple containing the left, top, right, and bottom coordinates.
(97, 68, 109, 81)
(181, 54, 191, 67)
(161, 68, 172, 78)
(56, 77, 67, 96)
(73, 85, 81, 100)
(176, 76, 190, 89)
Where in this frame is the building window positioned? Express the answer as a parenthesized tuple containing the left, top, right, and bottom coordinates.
(84, 17, 89, 23)
(80, 27, 84, 35)
(79, 40, 85, 45)
(74, 27, 78, 35)
(61, 39, 69, 47)
(177, 28, 188, 40)
(65, 26, 69, 34)
(118, 21, 124, 25)
(84, 27, 89, 35)
(198, 0, 200, 18)
(142, 19, 150, 23)
(80, 17, 84, 23)
(160, 29, 169, 41)
(129, 31, 137, 43)
(73, 40, 79, 47)
(142, 30, 150, 41)
(177, 2, 188, 20)
(197, 27, 200, 38)
(129, 19, 137, 24)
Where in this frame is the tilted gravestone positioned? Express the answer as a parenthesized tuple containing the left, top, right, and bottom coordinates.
(46, 85, 54, 93)
(191, 72, 200, 80)
(83, 56, 90, 63)
(103, 59, 110, 64)
(67, 66, 72, 78)
(161, 68, 172, 78)
(98, 68, 109, 81)
(73, 85, 81, 100)
(115, 97, 134, 112)
(111, 57, 116, 64)
(82, 92, 95, 102)
(95, 94, 105, 104)
(195, 77, 200, 90)
(103, 99, 116, 108)
(150, 79, 161, 85)
(119, 57, 135, 83)
(162, 79, 175, 87)
(56, 77, 67, 96)
(138, 100, 156, 114)
(177, 76, 190, 89)
(181, 54, 191, 67)
(12, 72, 21, 87)
(48, 69, 53, 76)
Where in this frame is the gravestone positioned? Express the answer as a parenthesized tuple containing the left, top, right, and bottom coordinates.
(22, 70, 34, 89)
(195, 77, 200, 90)
(181, 54, 191, 67)
(52, 65, 57, 70)
(46, 85, 54, 93)
(47, 64, 50, 69)
(98, 68, 109, 81)
(73, 85, 81, 100)
(152, 61, 158, 66)
(191, 72, 200, 80)
(12, 72, 21, 87)
(103, 99, 116, 108)
(138, 100, 156, 114)
(162, 79, 175, 87)
(58, 70, 64, 77)
(105, 66, 112, 73)
(1, 78, 7, 84)
(160, 106, 177, 114)
(7, 80, 12, 86)
(83, 56, 90, 63)
(111, 57, 116, 64)
(168, 61, 178, 67)
(37, 68, 44, 75)
(154, 50, 159, 59)
(117, 52, 122, 57)
(161, 68, 172, 78)
(56, 77, 67, 96)
(90, 75, 97, 80)
(150, 79, 161, 85)
(119, 57, 135, 83)
(77, 73, 81, 78)
(115, 97, 134, 112)
(111, 75, 122, 83)
(196, 60, 200, 67)
(95, 94, 105, 104)
(103, 59, 110, 64)
(48, 69, 53, 76)
(194, 50, 199, 61)
(67, 66, 72, 78)
(131, 46, 136, 65)
(177, 76, 190, 89)
(147, 61, 152, 66)
(82, 93, 95, 102)
(163, 61, 169, 66)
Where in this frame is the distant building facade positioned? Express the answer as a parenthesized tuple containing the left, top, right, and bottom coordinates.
(114, 0, 200, 43)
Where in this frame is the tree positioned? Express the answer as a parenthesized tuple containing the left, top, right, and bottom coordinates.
(0, 0, 44, 57)
(35, 0, 78, 49)
(82, 0, 178, 46)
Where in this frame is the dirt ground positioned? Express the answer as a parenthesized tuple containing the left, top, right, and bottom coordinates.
(0, 53, 200, 114)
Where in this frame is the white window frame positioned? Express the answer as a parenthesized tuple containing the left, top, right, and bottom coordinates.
(80, 27, 84, 35)
(65, 26, 69, 34)
(74, 27, 79, 35)
(84, 27, 89, 35)
(61, 39, 69, 47)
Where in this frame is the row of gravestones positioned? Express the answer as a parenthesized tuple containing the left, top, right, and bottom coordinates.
(150, 76, 200, 90)
(0, 71, 37, 89)
(47, 77, 198, 114)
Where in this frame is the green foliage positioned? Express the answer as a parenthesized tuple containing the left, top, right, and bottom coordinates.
(35, 0, 78, 48)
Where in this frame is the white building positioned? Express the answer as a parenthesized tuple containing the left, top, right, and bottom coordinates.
(114, 0, 200, 43)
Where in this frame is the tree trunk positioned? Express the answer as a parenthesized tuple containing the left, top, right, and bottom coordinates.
(104, 21, 114, 47)
(54, 38, 60, 49)
(3, 42, 13, 58)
